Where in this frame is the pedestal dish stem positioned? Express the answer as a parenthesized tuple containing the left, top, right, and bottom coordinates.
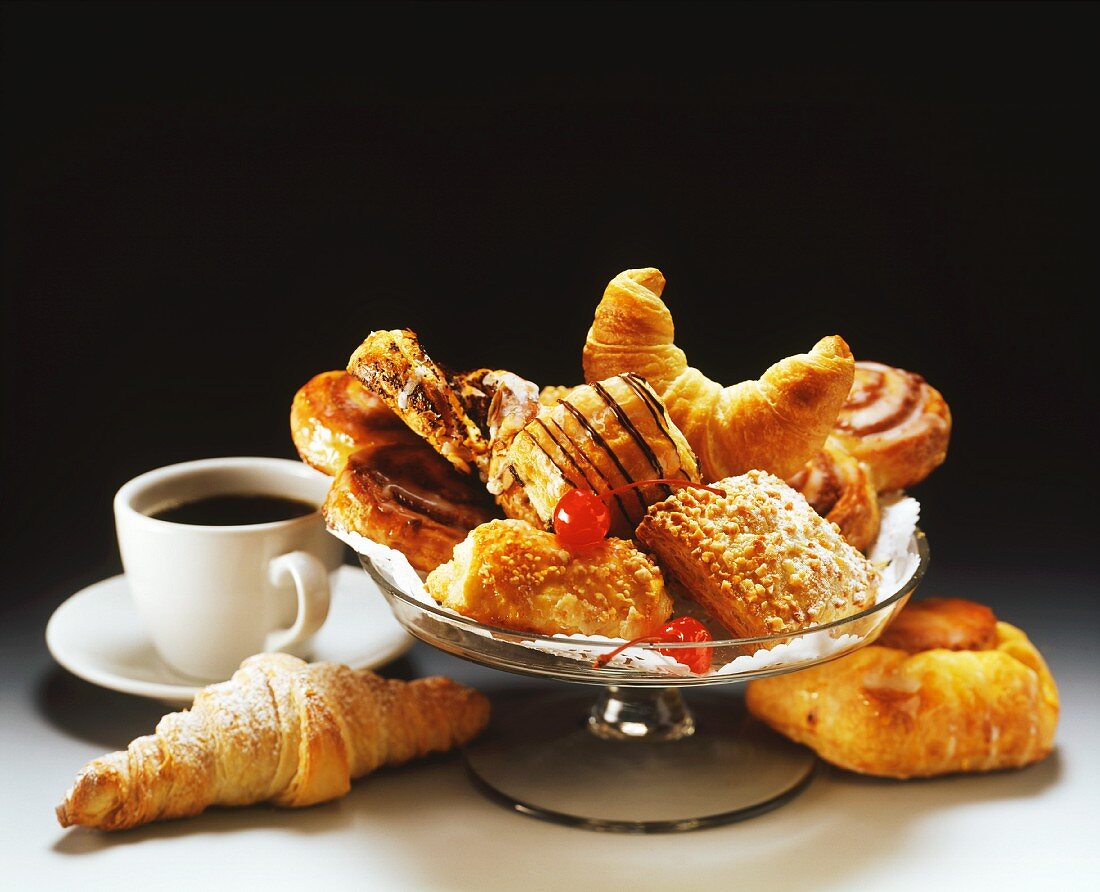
(588, 686, 695, 741)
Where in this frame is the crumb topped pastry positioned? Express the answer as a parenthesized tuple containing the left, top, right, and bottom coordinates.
(426, 519, 673, 639)
(636, 470, 878, 638)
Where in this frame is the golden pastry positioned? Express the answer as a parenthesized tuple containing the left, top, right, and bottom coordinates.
(538, 384, 577, 406)
(425, 518, 673, 638)
(831, 360, 951, 491)
(290, 370, 422, 477)
(636, 470, 878, 637)
(582, 267, 855, 481)
(746, 598, 1059, 778)
(787, 436, 880, 552)
(323, 443, 497, 574)
(348, 328, 488, 476)
(346, 331, 541, 523)
(56, 654, 490, 830)
(290, 370, 496, 572)
(507, 373, 701, 537)
(878, 596, 999, 653)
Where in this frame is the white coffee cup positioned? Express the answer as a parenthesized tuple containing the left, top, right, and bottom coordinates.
(114, 456, 344, 681)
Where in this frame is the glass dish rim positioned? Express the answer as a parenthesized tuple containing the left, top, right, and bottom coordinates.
(357, 529, 929, 650)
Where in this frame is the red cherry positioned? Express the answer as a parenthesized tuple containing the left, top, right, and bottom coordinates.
(553, 488, 611, 551)
(654, 617, 713, 674)
(553, 479, 725, 552)
(593, 616, 714, 674)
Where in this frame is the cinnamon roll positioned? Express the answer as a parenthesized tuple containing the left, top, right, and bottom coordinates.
(507, 374, 701, 537)
(787, 437, 881, 552)
(831, 361, 951, 492)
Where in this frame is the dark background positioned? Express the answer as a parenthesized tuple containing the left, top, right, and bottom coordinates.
(3, 1, 1097, 620)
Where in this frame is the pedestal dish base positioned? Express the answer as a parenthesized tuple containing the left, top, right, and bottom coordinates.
(464, 688, 816, 833)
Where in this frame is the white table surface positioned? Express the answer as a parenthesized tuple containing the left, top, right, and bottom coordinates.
(5, 565, 1098, 891)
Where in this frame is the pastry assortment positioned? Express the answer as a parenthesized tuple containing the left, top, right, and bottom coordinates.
(54, 263, 1053, 837)
(746, 598, 1059, 777)
(57, 653, 490, 830)
(280, 262, 1057, 782)
(297, 266, 949, 660)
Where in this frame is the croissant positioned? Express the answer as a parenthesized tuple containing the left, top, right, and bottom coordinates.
(583, 268, 856, 481)
(745, 599, 1059, 778)
(507, 373, 701, 537)
(56, 654, 490, 830)
(786, 436, 881, 552)
(831, 360, 951, 492)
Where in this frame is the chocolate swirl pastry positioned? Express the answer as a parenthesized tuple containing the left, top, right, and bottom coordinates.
(507, 373, 701, 537)
(787, 437, 881, 552)
(831, 361, 951, 492)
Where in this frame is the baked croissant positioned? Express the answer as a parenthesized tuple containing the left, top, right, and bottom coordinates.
(507, 373, 701, 537)
(582, 268, 856, 481)
(56, 654, 490, 830)
(831, 360, 951, 492)
(786, 436, 880, 552)
(746, 598, 1059, 778)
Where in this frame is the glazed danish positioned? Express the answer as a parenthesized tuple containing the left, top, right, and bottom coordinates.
(323, 445, 497, 574)
(290, 371, 422, 477)
(746, 598, 1059, 778)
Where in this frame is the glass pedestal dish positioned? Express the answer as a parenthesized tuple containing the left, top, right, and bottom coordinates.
(352, 528, 929, 833)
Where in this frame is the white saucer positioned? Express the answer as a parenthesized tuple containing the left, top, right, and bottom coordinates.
(45, 566, 415, 705)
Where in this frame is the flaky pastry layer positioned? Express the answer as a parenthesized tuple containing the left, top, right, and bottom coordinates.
(636, 470, 878, 638)
(426, 519, 673, 639)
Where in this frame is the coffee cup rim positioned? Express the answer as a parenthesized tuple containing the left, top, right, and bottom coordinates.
(115, 456, 329, 534)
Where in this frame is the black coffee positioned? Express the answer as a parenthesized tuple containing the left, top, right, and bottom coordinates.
(151, 494, 316, 526)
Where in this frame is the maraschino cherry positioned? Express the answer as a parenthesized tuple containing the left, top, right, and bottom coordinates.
(593, 616, 714, 674)
(553, 479, 725, 551)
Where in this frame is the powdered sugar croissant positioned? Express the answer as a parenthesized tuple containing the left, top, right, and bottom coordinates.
(56, 654, 490, 830)
(583, 268, 855, 481)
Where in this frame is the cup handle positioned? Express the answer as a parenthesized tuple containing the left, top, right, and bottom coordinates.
(265, 551, 331, 653)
